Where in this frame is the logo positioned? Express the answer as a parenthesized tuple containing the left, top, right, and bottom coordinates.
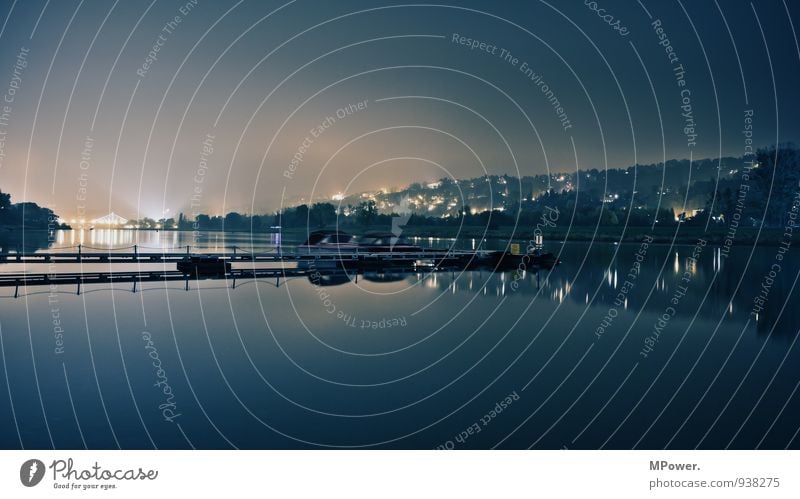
(20, 459, 45, 487)
(391, 197, 412, 247)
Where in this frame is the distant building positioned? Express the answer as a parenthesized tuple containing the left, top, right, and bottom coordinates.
(90, 212, 128, 226)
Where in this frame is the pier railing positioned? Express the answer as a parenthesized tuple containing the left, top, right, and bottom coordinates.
(0, 244, 484, 264)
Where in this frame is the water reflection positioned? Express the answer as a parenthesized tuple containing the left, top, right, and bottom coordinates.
(0, 229, 284, 254)
(308, 272, 352, 287)
(1, 229, 798, 450)
(2, 230, 799, 340)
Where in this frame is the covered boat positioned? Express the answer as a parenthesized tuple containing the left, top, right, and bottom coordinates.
(177, 255, 231, 275)
(357, 232, 422, 253)
(296, 230, 359, 254)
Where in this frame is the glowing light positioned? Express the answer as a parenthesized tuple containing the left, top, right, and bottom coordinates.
(90, 212, 128, 226)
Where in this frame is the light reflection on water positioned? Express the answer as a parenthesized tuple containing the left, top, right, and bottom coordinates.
(0, 230, 798, 449)
(1, 229, 284, 253)
(1, 229, 797, 335)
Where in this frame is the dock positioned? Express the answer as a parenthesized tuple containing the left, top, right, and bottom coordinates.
(0, 244, 466, 265)
(0, 244, 556, 296)
(0, 244, 530, 269)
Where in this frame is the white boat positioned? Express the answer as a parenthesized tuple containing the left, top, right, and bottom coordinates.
(296, 230, 360, 255)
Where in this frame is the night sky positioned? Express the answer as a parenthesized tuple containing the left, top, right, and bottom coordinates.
(0, 0, 798, 219)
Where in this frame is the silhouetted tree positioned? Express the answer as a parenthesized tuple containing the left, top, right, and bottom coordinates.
(751, 144, 800, 226)
(194, 214, 210, 229)
(356, 200, 377, 226)
(0, 190, 10, 211)
(224, 212, 244, 229)
(309, 202, 337, 227)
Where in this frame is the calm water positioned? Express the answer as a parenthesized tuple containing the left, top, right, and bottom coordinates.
(0, 229, 798, 449)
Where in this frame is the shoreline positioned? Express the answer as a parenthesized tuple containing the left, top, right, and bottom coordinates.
(6, 225, 791, 247)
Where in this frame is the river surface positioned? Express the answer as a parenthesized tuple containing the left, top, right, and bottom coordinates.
(0, 229, 798, 449)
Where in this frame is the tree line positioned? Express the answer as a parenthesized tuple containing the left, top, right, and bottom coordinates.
(175, 145, 799, 231)
(0, 190, 66, 229)
(5, 145, 796, 233)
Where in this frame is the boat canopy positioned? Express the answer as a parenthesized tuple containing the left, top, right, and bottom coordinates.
(302, 230, 354, 246)
(358, 232, 413, 246)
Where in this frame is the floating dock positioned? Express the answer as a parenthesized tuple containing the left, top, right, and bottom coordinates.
(0, 244, 557, 295)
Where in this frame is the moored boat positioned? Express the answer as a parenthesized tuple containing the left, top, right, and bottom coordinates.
(296, 230, 359, 254)
(177, 255, 231, 275)
(357, 232, 422, 253)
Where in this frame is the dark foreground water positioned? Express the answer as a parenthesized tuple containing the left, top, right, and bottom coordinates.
(0, 230, 798, 449)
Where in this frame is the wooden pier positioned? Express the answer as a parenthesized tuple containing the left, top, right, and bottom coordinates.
(0, 244, 466, 265)
(0, 244, 556, 296)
